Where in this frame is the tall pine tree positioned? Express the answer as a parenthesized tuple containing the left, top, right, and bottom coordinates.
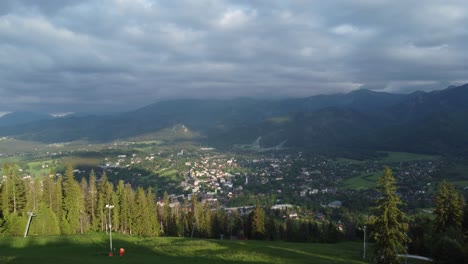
(372, 167, 409, 264)
(432, 181, 465, 264)
(61, 165, 83, 234)
(87, 170, 98, 231)
(433, 181, 464, 234)
(251, 203, 266, 240)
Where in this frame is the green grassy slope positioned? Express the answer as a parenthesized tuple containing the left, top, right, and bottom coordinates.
(0, 234, 369, 264)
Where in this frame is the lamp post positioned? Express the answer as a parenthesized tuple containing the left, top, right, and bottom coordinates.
(105, 204, 114, 255)
(405, 233, 408, 264)
(363, 225, 367, 260)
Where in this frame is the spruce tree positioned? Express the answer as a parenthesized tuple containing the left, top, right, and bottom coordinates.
(372, 167, 409, 264)
(87, 170, 98, 230)
(194, 200, 204, 237)
(162, 191, 171, 235)
(433, 181, 464, 234)
(4, 164, 27, 215)
(133, 187, 149, 235)
(96, 171, 109, 231)
(80, 177, 89, 234)
(55, 175, 63, 221)
(0, 163, 28, 235)
(26, 177, 41, 212)
(202, 201, 212, 237)
(111, 189, 119, 233)
(42, 175, 55, 209)
(29, 202, 60, 236)
(146, 187, 160, 236)
(251, 204, 266, 240)
(124, 183, 135, 234)
(61, 165, 82, 234)
(188, 194, 198, 237)
(432, 181, 465, 264)
(116, 180, 128, 233)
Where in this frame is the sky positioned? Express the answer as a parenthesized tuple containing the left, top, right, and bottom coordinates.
(0, 0, 467, 114)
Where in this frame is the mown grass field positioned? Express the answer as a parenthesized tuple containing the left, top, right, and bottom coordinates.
(378, 151, 439, 162)
(342, 172, 382, 190)
(155, 168, 179, 177)
(0, 234, 373, 264)
(0, 234, 432, 264)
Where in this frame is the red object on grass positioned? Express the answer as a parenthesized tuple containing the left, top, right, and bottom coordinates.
(108, 252, 114, 257)
(119, 248, 125, 257)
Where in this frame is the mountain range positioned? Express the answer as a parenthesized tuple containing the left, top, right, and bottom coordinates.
(1, 83, 468, 156)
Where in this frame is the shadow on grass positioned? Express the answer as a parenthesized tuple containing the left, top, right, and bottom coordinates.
(0, 234, 368, 264)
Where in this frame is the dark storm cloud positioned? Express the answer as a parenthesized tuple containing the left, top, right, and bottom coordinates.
(0, 0, 467, 113)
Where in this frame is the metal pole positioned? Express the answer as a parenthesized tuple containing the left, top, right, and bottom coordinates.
(106, 205, 114, 253)
(363, 226, 366, 259)
(24, 211, 34, 238)
(405, 233, 408, 264)
(109, 207, 112, 252)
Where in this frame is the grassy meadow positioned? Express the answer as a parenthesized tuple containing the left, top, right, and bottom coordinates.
(342, 172, 382, 190)
(0, 234, 373, 264)
(378, 151, 439, 162)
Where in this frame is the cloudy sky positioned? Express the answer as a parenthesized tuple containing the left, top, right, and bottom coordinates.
(0, 0, 467, 113)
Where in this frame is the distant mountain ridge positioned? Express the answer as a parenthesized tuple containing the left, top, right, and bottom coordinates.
(0, 112, 54, 127)
(1, 84, 468, 156)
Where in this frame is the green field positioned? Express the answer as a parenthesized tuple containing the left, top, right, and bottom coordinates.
(342, 172, 382, 190)
(155, 169, 179, 177)
(61, 156, 103, 167)
(448, 180, 468, 188)
(0, 234, 371, 264)
(378, 151, 439, 162)
(0, 138, 44, 153)
(435, 159, 468, 187)
(27, 160, 54, 176)
(334, 158, 364, 165)
(0, 156, 23, 166)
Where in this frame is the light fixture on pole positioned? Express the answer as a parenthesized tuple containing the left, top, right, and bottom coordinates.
(105, 204, 114, 256)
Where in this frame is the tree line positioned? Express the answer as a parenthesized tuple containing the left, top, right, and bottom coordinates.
(0, 163, 342, 243)
(1, 163, 467, 263)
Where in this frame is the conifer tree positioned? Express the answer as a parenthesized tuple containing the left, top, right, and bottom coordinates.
(194, 200, 205, 237)
(432, 181, 465, 264)
(202, 201, 212, 237)
(146, 187, 160, 236)
(251, 203, 266, 239)
(0, 164, 28, 235)
(372, 167, 409, 264)
(29, 202, 60, 236)
(1, 164, 11, 215)
(116, 180, 127, 233)
(111, 189, 119, 233)
(188, 194, 198, 237)
(162, 191, 171, 235)
(61, 165, 82, 234)
(96, 171, 109, 232)
(433, 181, 464, 234)
(133, 187, 149, 235)
(26, 177, 41, 212)
(42, 175, 55, 209)
(211, 202, 225, 238)
(80, 177, 89, 234)
(54, 175, 63, 221)
(124, 183, 135, 234)
(1, 164, 27, 215)
(104, 180, 116, 232)
(87, 170, 98, 230)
